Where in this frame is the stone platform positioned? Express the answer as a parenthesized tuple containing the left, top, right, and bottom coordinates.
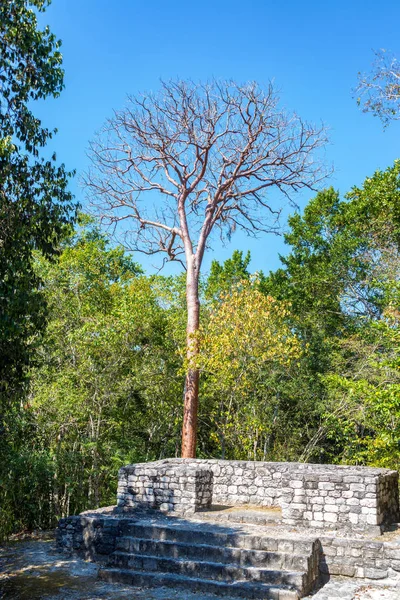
(57, 459, 400, 598)
(57, 505, 400, 598)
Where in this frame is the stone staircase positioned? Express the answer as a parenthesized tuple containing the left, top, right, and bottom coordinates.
(98, 519, 321, 599)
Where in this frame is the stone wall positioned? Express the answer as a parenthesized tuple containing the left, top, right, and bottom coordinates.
(320, 535, 400, 579)
(117, 462, 213, 516)
(279, 465, 399, 532)
(57, 515, 120, 561)
(118, 459, 399, 532)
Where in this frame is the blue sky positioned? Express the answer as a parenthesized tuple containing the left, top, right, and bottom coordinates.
(37, 0, 400, 276)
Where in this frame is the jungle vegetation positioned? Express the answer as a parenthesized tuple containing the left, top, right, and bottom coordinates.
(1, 1, 400, 539)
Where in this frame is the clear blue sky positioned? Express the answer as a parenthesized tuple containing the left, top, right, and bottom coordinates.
(37, 0, 400, 276)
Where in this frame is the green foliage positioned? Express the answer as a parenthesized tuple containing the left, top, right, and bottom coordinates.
(0, 0, 76, 397)
(3, 158, 400, 536)
(318, 313, 400, 468)
(198, 280, 303, 460)
(0, 401, 56, 539)
(266, 189, 348, 330)
(269, 162, 400, 465)
(206, 250, 252, 299)
(0, 221, 186, 536)
(29, 225, 182, 517)
(206, 250, 268, 301)
(0, 0, 76, 539)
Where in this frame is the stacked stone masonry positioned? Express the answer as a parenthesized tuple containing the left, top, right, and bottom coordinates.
(58, 459, 400, 595)
(118, 459, 399, 532)
(117, 462, 213, 516)
(319, 535, 400, 579)
(57, 514, 400, 582)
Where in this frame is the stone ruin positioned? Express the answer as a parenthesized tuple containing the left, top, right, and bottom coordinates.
(57, 459, 400, 599)
(117, 459, 399, 533)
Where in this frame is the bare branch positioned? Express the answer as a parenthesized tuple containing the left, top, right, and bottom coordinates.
(84, 79, 329, 270)
(355, 49, 400, 126)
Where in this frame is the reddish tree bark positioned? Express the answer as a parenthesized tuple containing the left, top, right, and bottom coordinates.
(182, 258, 200, 457)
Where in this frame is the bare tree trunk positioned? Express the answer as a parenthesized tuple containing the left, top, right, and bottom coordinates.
(181, 259, 200, 458)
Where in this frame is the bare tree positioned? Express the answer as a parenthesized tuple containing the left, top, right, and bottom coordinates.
(84, 79, 328, 458)
(356, 50, 400, 126)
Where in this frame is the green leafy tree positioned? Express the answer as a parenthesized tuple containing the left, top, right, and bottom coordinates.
(264, 163, 400, 465)
(197, 280, 302, 460)
(265, 163, 400, 358)
(29, 222, 183, 519)
(317, 310, 400, 469)
(0, 0, 76, 398)
(0, 0, 75, 538)
(206, 250, 252, 300)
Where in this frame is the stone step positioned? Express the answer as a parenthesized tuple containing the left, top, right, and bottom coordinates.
(123, 521, 317, 554)
(109, 550, 307, 589)
(99, 567, 301, 599)
(115, 536, 311, 572)
(195, 508, 281, 526)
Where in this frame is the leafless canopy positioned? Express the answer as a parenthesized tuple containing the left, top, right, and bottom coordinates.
(85, 79, 328, 269)
(356, 50, 400, 126)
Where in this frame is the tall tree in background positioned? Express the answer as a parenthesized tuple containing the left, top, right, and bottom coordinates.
(0, 0, 76, 399)
(86, 79, 327, 457)
(356, 50, 400, 125)
(205, 250, 252, 300)
(31, 220, 182, 518)
(264, 162, 400, 463)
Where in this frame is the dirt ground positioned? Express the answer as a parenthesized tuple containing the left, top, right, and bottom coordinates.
(1, 533, 400, 600)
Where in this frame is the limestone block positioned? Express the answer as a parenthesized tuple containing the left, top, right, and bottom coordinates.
(324, 513, 338, 523)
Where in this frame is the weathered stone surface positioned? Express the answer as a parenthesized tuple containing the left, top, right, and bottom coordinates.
(117, 463, 213, 516)
(118, 459, 399, 532)
(56, 458, 400, 598)
(57, 508, 400, 596)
